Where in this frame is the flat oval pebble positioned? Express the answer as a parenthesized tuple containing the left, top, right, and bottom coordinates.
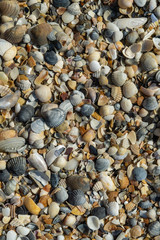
(132, 167, 147, 181)
(44, 51, 58, 65)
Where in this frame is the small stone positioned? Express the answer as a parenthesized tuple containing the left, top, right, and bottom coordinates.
(132, 167, 147, 181)
(6, 230, 17, 240)
(90, 31, 99, 40)
(62, 11, 74, 23)
(23, 34, 31, 43)
(44, 51, 58, 65)
(134, 0, 146, 7)
(16, 226, 30, 236)
(24, 197, 41, 215)
(48, 202, 60, 218)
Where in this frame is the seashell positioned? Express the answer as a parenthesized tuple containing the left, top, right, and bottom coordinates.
(99, 75, 108, 86)
(35, 85, 51, 103)
(31, 118, 45, 134)
(67, 175, 90, 192)
(0, 39, 12, 56)
(142, 96, 158, 111)
(42, 108, 66, 128)
(155, 70, 160, 82)
(108, 43, 117, 60)
(67, 3, 81, 15)
(0, 129, 17, 141)
(63, 214, 76, 227)
(28, 152, 47, 172)
(64, 159, 78, 171)
(93, 181, 104, 192)
(18, 105, 34, 123)
(28, 170, 49, 188)
(90, 119, 102, 130)
(0, 1, 20, 18)
(62, 11, 74, 24)
(19, 185, 30, 196)
(140, 86, 159, 97)
(87, 216, 100, 231)
(28, 131, 45, 146)
(95, 158, 110, 172)
(130, 43, 142, 53)
(0, 169, 10, 182)
(46, 145, 66, 166)
(107, 202, 119, 216)
(3, 25, 27, 44)
(70, 90, 85, 106)
(89, 60, 101, 72)
(50, 173, 59, 189)
(59, 100, 73, 113)
(68, 189, 86, 206)
(111, 86, 122, 102)
(112, 30, 123, 42)
(0, 85, 11, 97)
(122, 47, 135, 59)
(132, 167, 147, 181)
(153, 37, 160, 50)
(148, 221, 160, 237)
(82, 129, 96, 142)
(154, 6, 160, 19)
(140, 52, 158, 72)
(126, 31, 139, 44)
(99, 105, 114, 116)
(80, 104, 95, 117)
(141, 39, 153, 52)
(16, 226, 30, 236)
(24, 197, 41, 215)
(44, 51, 58, 65)
(0, 22, 14, 35)
(53, 156, 67, 169)
(54, 187, 68, 203)
(118, 0, 133, 8)
(0, 137, 25, 152)
(55, 121, 70, 133)
(114, 17, 147, 29)
(30, 23, 52, 46)
(99, 172, 116, 191)
(53, 0, 70, 8)
(49, 201, 60, 218)
(7, 157, 26, 176)
(4, 179, 17, 196)
(134, 0, 146, 7)
(149, 0, 157, 12)
(123, 81, 138, 98)
(119, 6, 134, 16)
(3, 45, 17, 61)
(128, 131, 136, 144)
(121, 97, 132, 112)
(112, 71, 127, 87)
(88, 51, 101, 62)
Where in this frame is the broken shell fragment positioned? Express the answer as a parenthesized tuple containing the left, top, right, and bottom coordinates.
(87, 216, 100, 231)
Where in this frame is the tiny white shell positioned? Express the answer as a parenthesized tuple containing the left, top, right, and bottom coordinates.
(28, 152, 47, 172)
(87, 216, 100, 231)
(153, 37, 160, 50)
(89, 60, 101, 72)
(0, 39, 12, 56)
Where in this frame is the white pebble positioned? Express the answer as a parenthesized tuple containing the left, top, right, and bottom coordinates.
(16, 226, 30, 236)
(107, 202, 119, 216)
(2, 207, 10, 217)
(121, 97, 132, 113)
(62, 11, 74, 24)
(89, 60, 101, 72)
(147, 209, 157, 220)
(6, 230, 17, 240)
(23, 34, 31, 43)
(57, 235, 65, 240)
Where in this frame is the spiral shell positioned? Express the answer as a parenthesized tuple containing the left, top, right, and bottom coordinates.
(67, 175, 90, 192)
(30, 23, 52, 46)
(0, 137, 25, 152)
(3, 25, 27, 44)
(7, 157, 26, 176)
(0, 1, 20, 18)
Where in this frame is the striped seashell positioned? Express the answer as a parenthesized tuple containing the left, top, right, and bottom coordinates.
(0, 137, 25, 152)
(3, 25, 27, 44)
(111, 86, 122, 102)
(4, 179, 17, 196)
(0, 85, 11, 97)
(30, 23, 52, 46)
(7, 157, 26, 176)
(0, 90, 20, 110)
(0, 1, 20, 18)
(93, 181, 104, 192)
(67, 175, 90, 192)
(68, 189, 86, 206)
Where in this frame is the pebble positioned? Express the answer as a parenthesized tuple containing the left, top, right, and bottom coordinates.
(6, 230, 17, 240)
(62, 11, 74, 24)
(90, 31, 99, 40)
(132, 167, 147, 181)
(16, 226, 30, 236)
(44, 51, 58, 65)
(143, 96, 158, 111)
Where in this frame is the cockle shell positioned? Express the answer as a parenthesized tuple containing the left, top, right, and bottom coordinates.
(59, 100, 73, 113)
(0, 1, 20, 18)
(7, 157, 26, 176)
(0, 22, 14, 35)
(45, 145, 66, 166)
(0, 39, 12, 56)
(63, 214, 76, 227)
(114, 17, 147, 29)
(141, 39, 153, 52)
(140, 52, 158, 72)
(121, 97, 132, 112)
(3, 45, 17, 61)
(30, 23, 52, 46)
(4, 179, 17, 196)
(42, 108, 66, 128)
(68, 189, 86, 206)
(123, 81, 138, 98)
(53, 0, 70, 8)
(112, 71, 127, 86)
(153, 37, 160, 50)
(67, 175, 90, 192)
(35, 85, 51, 103)
(3, 25, 27, 44)
(49, 202, 60, 218)
(28, 152, 47, 172)
(67, 3, 81, 15)
(99, 105, 114, 116)
(111, 86, 122, 102)
(0, 137, 25, 152)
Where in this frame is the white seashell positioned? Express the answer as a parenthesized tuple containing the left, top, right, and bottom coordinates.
(88, 51, 101, 62)
(90, 119, 102, 130)
(89, 60, 101, 72)
(3, 46, 17, 62)
(64, 159, 78, 170)
(59, 100, 73, 113)
(6, 230, 17, 240)
(28, 152, 47, 172)
(106, 22, 119, 32)
(93, 181, 104, 191)
(53, 156, 67, 169)
(123, 81, 138, 98)
(45, 145, 66, 166)
(63, 215, 76, 227)
(35, 85, 51, 103)
(108, 146, 118, 156)
(87, 216, 100, 231)
(149, 0, 157, 12)
(122, 47, 135, 59)
(28, 131, 45, 145)
(49, 202, 60, 218)
(153, 37, 160, 50)
(121, 97, 132, 112)
(62, 11, 74, 24)
(113, 17, 147, 29)
(0, 39, 12, 56)
(107, 202, 119, 216)
(99, 105, 114, 116)
(99, 172, 116, 191)
(57, 236, 65, 240)
(16, 226, 30, 236)
(112, 30, 123, 42)
(104, 233, 114, 240)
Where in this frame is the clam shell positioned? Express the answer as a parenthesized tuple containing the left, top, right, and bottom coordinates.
(28, 152, 47, 172)
(112, 71, 127, 86)
(93, 181, 104, 192)
(140, 52, 158, 72)
(28, 170, 49, 188)
(63, 214, 76, 227)
(0, 1, 20, 18)
(3, 45, 17, 61)
(121, 97, 132, 112)
(30, 118, 45, 134)
(42, 108, 66, 128)
(111, 86, 122, 102)
(113, 17, 147, 29)
(0, 169, 10, 182)
(59, 100, 73, 113)
(99, 105, 114, 116)
(107, 202, 119, 216)
(118, 0, 133, 8)
(54, 187, 68, 203)
(7, 157, 26, 176)
(67, 175, 90, 192)
(0, 137, 25, 152)
(30, 23, 52, 46)
(70, 90, 85, 106)
(0, 39, 12, 56)
(49, 202, 60, 218)
(18, 105, 34, 123)
(99, 172, 116, 191)
(141, 39, 153, 52)
(155, 70, 160, 82)
(87, 216, 100, 231)
(68, 189, 86, 206)
(4, 179, 17, 196)
(123, 81, 138, 98)
(46, 145, 66, 166)
(95, 158, 110, 172)
(3, 25, 27, 44)
(67, 3, 81, 15)
(142, 96, 158, 111)
(153, 37, 160, 50)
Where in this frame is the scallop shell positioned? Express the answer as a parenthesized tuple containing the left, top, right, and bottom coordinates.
(113, 17, 147, 29)
(4, 179, 17, 196)
(123, 81, 138, 98)
(95, 158, 110, 172)
(0, 22, 14, 35)
(0, 1, 20, 18)
(111, 86, 122, 102)
(42, 108, 66, 128)
(67, 189, 86, 206)
(59, 100, 73, 113)
(93, 181, 104, 192)
(87, 216, 100, 231)
(0, 39, 12, 56)
(66, 175, 90, 192)
(28, 152, 47, 172)
(67, 3, 81, 15)
(3, 25, 27, 44)
(140, 52, 158, 72)
(153, 37, 160, 50)
(0, 137, 25, 152)
(63, 214, 76, 227)
(46, 145, 66, 166)
(30, 23, 52, 46)
(7, 157, 26, 176)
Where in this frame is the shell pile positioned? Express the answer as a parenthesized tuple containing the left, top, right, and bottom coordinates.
(0, 0, 160, 239)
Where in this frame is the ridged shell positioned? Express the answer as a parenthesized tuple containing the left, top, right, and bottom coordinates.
(4, 179, 17, 196)
(59, 100, 73, 113)
(18, 105, 34, 123)
(68, 189, 86, 206)
(111, 86, 122, 102)
(112, 71, 127, 87)
(0, 137, 25, 152)
(3, 45, 17, 61)
(123, 81, 138, 98)
(142, 96, 158, 111)
(42, 108, 66, 128)
(0, 90, 20, 110)
(95, 158, 110, 172)
(140, 52, 158, 72)
(0, 39, 12, 56)
(0, 1, 20, 18)
(0, 169, 10, 182)
(3, 25, 27, 44)
(30, 23, 52, 46)
(93, 181, 104, 192)
(156, 70, 160, 82)
(7, 157, 26, 176)
(0, 85, 11, 97)
(67, 175, 90, 192)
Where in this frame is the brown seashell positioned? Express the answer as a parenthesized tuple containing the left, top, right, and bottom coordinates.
(111, 86, 122, 102)
(97, 95, 108, 106)
(130, 144, 140, 155)
(118, 0, 133, 8)
(141, 39, 153, 52)
(3, 25, 27, 44)
(140, 52, 158, 72)
(24, 197, 41, 215)
(82, 129, 96, 142)
(67, 175, 90, 192)
(0, 129, 17, 141)
(30, 23, 52, 46)
(0, 1, 20, 18)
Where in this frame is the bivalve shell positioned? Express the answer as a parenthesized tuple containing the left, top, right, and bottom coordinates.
(3, 46, 17, 61)
(111, 86, 122, 102)
(82, 129, 96, 142)
(4, 179, 17, 196)
(3, 25, 27, 44)
(53, 0, 70, 8)
(99, 105, 114, 116)
(42, 108, 66, 128)
(107, 202, 119, 216)
(66, 175, 90, 192)
(35, 85, 51, 103)
(140, 52, 158, 72)
(62, 11, 74, 24)
(59, 100, 73, 113)
(68, 189, 86, 206)
(0, 169, 10, 182)
(112, 71, 127, 87)
(46, 145, 66, 166)
(30, 23, 52, 46)
(153, 37, 160, 50)
(87, 216, 100, 231)
(7, 157, 26, 176)
(142, 96, 158, 111)
(67, 3, 81, 15)
(123, 81, 138, 98)
(95, 158, 110, 172)
(63, 215, 76, 227)
(114, 17, 147, 29)
(28, 152, 47, 172)
(89, 60, 101, 72)
(0, 137, 25, 152)
(121, 97, 132, 112)
(156, 70, 160, 82)
(0, 90, 20, 110)
(99, 172, 116, 191)
(18, 105, 34, 123)
(0, 39, 12, 57)
(0, 1, 20, 18)
(118, 0, 133, 8)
